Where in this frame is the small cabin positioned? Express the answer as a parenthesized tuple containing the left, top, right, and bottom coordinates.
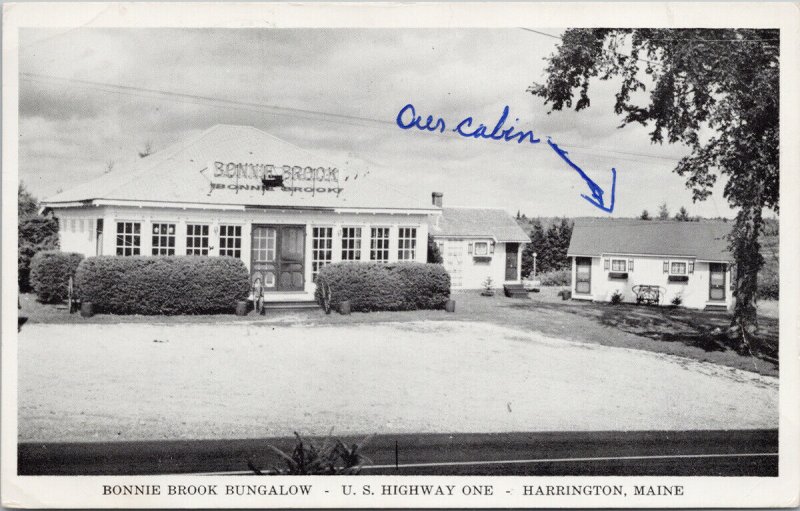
(429, 204, 531, 290)
(567, 219, 734, 311)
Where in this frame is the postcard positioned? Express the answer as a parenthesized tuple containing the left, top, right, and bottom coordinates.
(2, 1, 798, 508)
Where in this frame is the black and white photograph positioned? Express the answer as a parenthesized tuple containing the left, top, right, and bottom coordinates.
(2, 2, 799, 508)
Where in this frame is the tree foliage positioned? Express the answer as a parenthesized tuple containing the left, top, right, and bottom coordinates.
(530, 28, 779, 331)
(520, 217, 573, 277)
(639, 209, 651, 220)
(674, 206, 693, 222)
(17, 183, 59, 291)
(657, 201, 670, 220)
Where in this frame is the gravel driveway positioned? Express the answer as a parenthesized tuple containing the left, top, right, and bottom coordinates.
(18, 321, 778, 442)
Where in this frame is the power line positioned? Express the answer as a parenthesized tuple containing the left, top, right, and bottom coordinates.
(21, 72, 682, 164)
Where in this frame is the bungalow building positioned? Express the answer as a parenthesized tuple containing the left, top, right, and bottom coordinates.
(40, 124, 529, 299)
(42, 124, 439, 302)
(567, 218, 734, 311)
(428, 204, 530, 289)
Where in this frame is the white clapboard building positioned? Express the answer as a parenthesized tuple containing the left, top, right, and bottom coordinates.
(42, 124, 532, 299)
(567, 218, 735, 310)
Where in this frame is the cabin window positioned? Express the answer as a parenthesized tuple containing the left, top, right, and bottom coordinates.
(341, 227, 362, 261)
(670, 262, 687, 275)
(397, 227, 417, 260)
(186, 224, 209, 255)
(218, 225, 242, 258)
(474, 241, 489, 256)
(370, 227, 390, 262)
(116, 221, 141, 256)
(151, 222, 176, 256)
(311, 226, 333, 282)
(611, 259, 627, 272)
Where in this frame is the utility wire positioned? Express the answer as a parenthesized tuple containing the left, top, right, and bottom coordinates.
(22, 72, 683, 164)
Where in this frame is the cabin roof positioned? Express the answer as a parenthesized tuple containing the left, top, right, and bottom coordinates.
(567, 218, 732, 261)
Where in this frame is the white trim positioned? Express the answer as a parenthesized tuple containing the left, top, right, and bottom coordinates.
(334, 207, 439, 215)
(569, 251, 731, 263)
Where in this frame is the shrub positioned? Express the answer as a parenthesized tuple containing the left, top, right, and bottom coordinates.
(314, 262, 450, 312)
(671, 295, 683, 307)
(76, 256, 250, 315)
(249, 431, 372, 475)
(757, 270, 779, 300)
(29, 250, 83, 303)
(610, 290, 624, 305)
(537, 269, 570, 287)
(18, 216, 59, 291)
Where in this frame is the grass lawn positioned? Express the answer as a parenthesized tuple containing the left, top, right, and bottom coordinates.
(19, 288, 779, 377)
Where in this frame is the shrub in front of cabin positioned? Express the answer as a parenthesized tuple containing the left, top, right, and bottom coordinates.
(75, 256, 250, 315)
(537, 269, 570, 287)
(314, 262, 450, 312)
(29, 250, 84, 303)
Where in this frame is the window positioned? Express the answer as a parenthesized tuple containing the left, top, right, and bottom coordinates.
(341, 227, 362, 261)
(115, 221, 141, 256)
(670, 262, 687, 275)
(151, 223, 176, 255)
(398, 227, 417, 260)
(186, 224, 209, 255)
(370, 227, 390, 262)
(611, 259, 627, 272)
(312, 227, 333, 281)
(219, 225, 242, 258)
(473, 241, 489, 256)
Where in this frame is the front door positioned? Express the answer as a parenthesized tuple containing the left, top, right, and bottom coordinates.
(251, 225, 305, 292)
(709, 263, 726, 301)
(575, 257, 592, 294)
(505, 243, 519, 281)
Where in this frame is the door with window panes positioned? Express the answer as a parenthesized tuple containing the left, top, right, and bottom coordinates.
(709, 263, 726, 301)
(251, 225, 305, 292)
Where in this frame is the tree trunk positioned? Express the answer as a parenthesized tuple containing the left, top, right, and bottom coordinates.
(730, 206, 764, 340)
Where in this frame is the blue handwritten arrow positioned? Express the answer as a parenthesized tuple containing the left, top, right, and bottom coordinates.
(546, 138, 616, 213)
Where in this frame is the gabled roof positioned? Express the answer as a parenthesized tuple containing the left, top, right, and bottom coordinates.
(429, 207, 531, 243)
(567, 218, 732, 261)
(42, 124, 437, 212)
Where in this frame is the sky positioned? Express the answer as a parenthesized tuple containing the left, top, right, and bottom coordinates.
(18, 28, 737, 218)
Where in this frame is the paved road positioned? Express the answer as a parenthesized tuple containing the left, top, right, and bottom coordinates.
(18, 429, 778, 476)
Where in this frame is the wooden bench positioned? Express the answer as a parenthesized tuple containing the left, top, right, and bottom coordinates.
(632, 285, 664, 306)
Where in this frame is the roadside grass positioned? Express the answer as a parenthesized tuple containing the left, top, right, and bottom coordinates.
(19, 288, 779, 377)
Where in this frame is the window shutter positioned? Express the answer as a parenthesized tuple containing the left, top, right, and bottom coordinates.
(663, 261, 669, 273)
(689, 261, 695, 274)
(604, 259, 609, 270)
(628, 259, 634, 272)
(467, 242, 473, 254)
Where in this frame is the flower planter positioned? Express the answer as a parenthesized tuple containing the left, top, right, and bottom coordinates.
(235, 300, 249, 316)
(80, 301, 94, 318)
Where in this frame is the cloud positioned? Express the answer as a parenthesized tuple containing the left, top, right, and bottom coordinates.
(16, 27, 735, 218)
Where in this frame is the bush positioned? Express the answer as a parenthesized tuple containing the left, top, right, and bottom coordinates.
(18, 216, 59, 291)
(671, 295, 683, 307)
(29, 251, 83, 303)
(76, 256, 250, 315)
(537, 269, 570, 287)
(757, 270, 779, 300)
(610, 290, 624, 305)
(314, 262, 450, 312)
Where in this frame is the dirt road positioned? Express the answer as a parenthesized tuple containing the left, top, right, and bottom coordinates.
(17, 321, 778, 442)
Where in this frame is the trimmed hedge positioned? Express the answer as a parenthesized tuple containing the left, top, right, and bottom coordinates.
(29, 250, 84, 303)
(76, 256, 250, 315)
(314, 262, 450, 312)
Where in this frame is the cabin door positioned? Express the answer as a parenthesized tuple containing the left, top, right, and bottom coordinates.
(251, 225, 305, 292)
(709, 263, 726, 301)
(505, 243, 519, 281)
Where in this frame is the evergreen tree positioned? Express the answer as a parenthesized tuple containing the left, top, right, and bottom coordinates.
(639, 210, 651, 220)
(674, 207, 692, 221)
